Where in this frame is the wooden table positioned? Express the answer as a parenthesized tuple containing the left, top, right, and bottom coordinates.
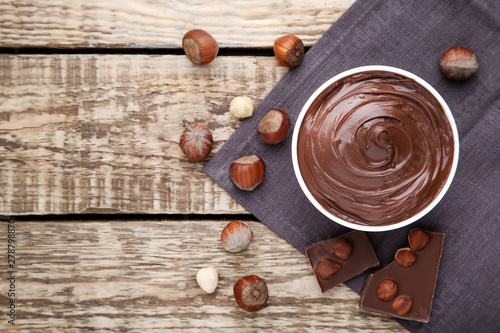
(0, 1, 408, 331)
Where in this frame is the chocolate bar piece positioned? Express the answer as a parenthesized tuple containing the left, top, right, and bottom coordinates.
(360, 229, 444, 323)
(305, 230, 379, 293)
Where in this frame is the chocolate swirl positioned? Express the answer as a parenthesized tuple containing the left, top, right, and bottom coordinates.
(297, 71, 455, 226)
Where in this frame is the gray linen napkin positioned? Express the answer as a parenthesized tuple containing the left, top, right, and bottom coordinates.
(203, 0, 500, 331)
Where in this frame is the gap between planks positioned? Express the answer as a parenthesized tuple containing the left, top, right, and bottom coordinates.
(8, 213, 259, 222)
(0, 46, 305, 57)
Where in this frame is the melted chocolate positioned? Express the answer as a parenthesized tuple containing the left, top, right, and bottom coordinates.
(297, 71, 455, 226)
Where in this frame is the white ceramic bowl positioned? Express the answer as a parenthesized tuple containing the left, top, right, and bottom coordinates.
(291, 66, 459, 232)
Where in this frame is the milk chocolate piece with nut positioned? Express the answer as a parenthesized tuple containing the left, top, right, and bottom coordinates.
(305, 230, 379, 293)
(360, 229, 444, 322)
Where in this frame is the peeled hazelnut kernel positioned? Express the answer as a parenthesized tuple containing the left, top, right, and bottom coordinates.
(182, 29, 219, 65)
(440, 47, 478, 81)
(274, 35, 304, 68)
(229, 155, 265, 191)
(395, 247, 417, 268)
(392, 296, 413, 316)
(179, 123, 213, 161)
(257, 108, 291, 144)
(408, 228, 430, 251)
(230, 96, 254, 119)
(233, 275, 268, 312)
(377, 279, 398, 302)
(196, 266, 218, 294)
(315, 258, 341, 280)
(220, 221, 253, 253)
(330, 238, 353, 261)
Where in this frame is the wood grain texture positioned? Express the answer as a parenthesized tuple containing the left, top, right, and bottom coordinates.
(0, 54, 290, 215)
(0, 0, 354, 49)
(0, 219, 408, 332)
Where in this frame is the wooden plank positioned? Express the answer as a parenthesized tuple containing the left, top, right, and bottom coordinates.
(0, 54, 290, 215)
(0, 0, 354, 49)
(0, 219, 408, 332)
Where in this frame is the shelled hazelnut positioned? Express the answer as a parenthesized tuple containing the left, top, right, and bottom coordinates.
(182, 29, 219, 65)
(315, 258, 340, 280)
(330, 238, 352, 261)
(196, 266, 219, 293)
(392, 296, 413, 316)
(377, 279, 398, 302)
(408, 228, 430, 251)
(230, 96, 254, 119)
(395, 248, 417, 267)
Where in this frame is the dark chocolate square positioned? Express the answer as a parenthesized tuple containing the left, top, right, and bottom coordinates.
(360, 230, 444, 322)
(305, 230, 379, 293)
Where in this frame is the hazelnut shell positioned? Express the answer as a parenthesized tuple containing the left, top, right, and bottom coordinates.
(440, 47, 478, 81)
(182, 29, 219, 65)
(179, 123, 213, 161)
(220, 221, 253, 253)
(229, 155, 265, 191)
(233, 275, 268, 312)
(258, 108, 290, 144)
(273, 35, 304, 68)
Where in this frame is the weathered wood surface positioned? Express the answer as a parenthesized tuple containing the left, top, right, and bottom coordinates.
(0, 2, 410, 331)
(0, 0, 354, 49)
(0, 54, 290, 215)
(0, 219, 408, 332)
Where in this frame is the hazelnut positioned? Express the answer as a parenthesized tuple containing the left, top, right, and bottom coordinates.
(392, 296, 413, 316)
(229, 155, 265, 191)
(179, 123, 213, 161)
(440, 47, 478, 81)
(315, 258, 341, 280)
(233, 275, 268, 312)
(257, 108, 291, 144)
(220, 221, 253, 253)
(377, 279, 398, 302)
(408, 228, 430, 251)
(182, 29, 219, 65)
(273, 35, 305, 68)
(229, 96, 254, 119)
(196, 266, 218, 294)
(395, 247, 417, 268)
(330, 238, 353, 261)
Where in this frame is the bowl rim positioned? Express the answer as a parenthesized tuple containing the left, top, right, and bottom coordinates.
(291, 65, 460, 232)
